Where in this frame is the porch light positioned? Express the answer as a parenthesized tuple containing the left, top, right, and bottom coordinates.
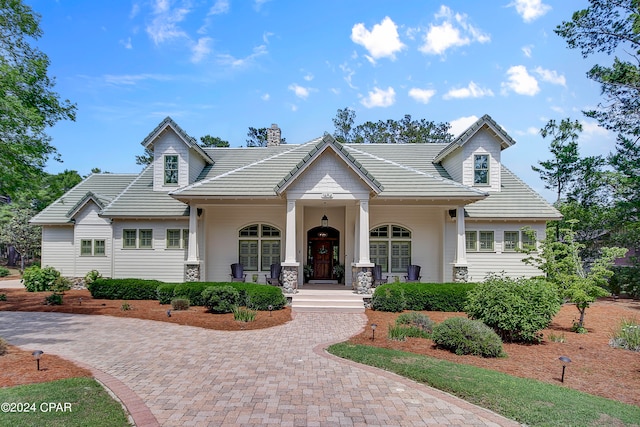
(371, 323, 377, 341)
(321, 214, 328, 228)
(32, 350, 44, 371)
(559, 356, 571, 383)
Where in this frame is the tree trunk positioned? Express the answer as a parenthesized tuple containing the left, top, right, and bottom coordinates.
(7, 246, 18, 267)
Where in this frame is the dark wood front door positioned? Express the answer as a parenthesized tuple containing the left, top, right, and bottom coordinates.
(312, 240, 332, 279)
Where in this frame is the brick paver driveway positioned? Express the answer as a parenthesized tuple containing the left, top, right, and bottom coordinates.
(0, 311, 518, 426)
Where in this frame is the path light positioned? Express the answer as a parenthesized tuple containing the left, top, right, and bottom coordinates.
(79, 297, 82, 305)
(371, 323, 377, 341)
(559, 356, 572, 383)
(166, 309, 171, 318)
(32, 350, 43, 371)
(268, 305, 273, 317)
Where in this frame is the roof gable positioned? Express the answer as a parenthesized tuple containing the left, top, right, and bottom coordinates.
(433, 114, 516, 163)
(141, 116, 213, 165)
(66, 191, 107, 218)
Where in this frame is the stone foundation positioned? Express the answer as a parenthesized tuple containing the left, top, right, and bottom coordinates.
(185, 263, 201, 282)
(282, 266, 298, 294)
(353, 266, 373, 294)
(453, 265, 468, 283)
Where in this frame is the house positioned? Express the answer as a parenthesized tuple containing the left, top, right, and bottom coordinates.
(31, 115, 560, 293)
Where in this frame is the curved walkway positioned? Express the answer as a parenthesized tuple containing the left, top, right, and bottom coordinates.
(0, 311, 519, 426)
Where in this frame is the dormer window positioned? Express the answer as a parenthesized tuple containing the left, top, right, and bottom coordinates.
(164, 155, 179, 185)
(474, 154, 489, 185)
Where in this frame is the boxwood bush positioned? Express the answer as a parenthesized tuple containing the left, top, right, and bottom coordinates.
(173, 282, 211, 306)
(88, 278, 163, 300)
(465, 276, 560, 343)
(432, 317, 504, 357)
(371, 285, 406, 312)
(157, 283, 178, 304)
(0, 266, 10, 277)
(244, 285, 287, 310)
(201, 285, 240, 313)
(372, 282, 475, 312)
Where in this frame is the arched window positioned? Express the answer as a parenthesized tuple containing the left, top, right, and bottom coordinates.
(239, 224, 281, 271)
(370, 225, 412, 273)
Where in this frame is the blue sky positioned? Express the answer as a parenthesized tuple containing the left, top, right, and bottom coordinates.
(28, 0, 614, 202)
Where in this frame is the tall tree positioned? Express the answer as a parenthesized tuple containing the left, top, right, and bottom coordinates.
(200, 135, 230, 147)
(0, 0, 76, 200)
(332, 107, 356, 144)
(0, 207, 40, 270)
(532, 118, 583, 204)
(135, 147, 154, 166)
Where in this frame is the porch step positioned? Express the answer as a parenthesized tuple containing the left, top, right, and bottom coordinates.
(291, 289, 366, 313)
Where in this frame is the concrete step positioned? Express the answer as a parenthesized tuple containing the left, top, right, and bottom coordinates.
(291, 289, 365, 312)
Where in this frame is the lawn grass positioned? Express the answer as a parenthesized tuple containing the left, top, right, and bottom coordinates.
(328, 343, 640, 427)
(0, 377, 130, 426)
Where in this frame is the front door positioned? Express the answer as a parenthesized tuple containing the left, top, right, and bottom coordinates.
(312, 240, 332, 279)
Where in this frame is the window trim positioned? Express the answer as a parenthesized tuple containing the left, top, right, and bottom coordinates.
(80, 239, 93, 256)
(465, 231, 478, 252)
(238, 224, 282, 271)
(123, 229, 137, 249)
(504, 231, 519, 252)
(474, 154, 490, 186)
(81, 239, 106, 256)
(164, 154, 179, 185)
(370, 224, 412, 273)
(479, 231, 495, 252)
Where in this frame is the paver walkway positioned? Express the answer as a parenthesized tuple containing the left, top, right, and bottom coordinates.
(0, 311, 519, 426)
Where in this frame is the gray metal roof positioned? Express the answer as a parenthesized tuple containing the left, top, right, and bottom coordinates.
(30, 174, 137, 224)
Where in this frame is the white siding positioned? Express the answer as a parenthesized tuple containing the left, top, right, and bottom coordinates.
(73, 203, 113, 277)
(41, 226, 74, 275)
(441, 149, 463, 183)
(152, 129, 190, 191)
(112, 219, 189, 282)
(188, 147, 206, 184)
(462, 129, 502, 192)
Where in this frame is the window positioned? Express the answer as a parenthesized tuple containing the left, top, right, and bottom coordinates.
(522, 229, 537, 251)
(238, 224, 281, 271)
(182, 229, 189, 250)
(94, 240, 105, 256)
(370, 225, 411, 273)
(123, 229, 137, 248)
(474, 154, 489, 185)
(164, 155, 179, 184)
(81, 240, 93, 256)
(465, 231, 477, 251)
(166, 229, 182, 249)
(479, 231, 494, 251)
(504, 231, 519, 251)
(139, 229, 153, 248)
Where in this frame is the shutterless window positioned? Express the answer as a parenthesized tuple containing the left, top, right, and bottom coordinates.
(474, 154, 489, 185)
(81, 240, 93, 256)
(504, 231, 519, 251)
(370, 225, 411, 273)
(238, 224, 282, 271)
(123, 229, 137, 248)
(391, 241, 411, 273)
(479, 231, 494, 251)
(139, 229, 153, 248)
(239, 240, 258, 271)
(182, 229, 189, 250)
(164, 155, 179, 184)
(465, 231, 477, 251)
(166, 229, 181, 249)
(522, 230, 537, 251)
(94, 240, 105, 256)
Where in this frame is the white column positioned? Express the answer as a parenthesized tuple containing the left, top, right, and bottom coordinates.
(187, 205, 199, 263)
(455, 206, 467, 265)
(357, 199, 373, 266)
(284, 199, 297, 264)
(353, 204, 360, 263)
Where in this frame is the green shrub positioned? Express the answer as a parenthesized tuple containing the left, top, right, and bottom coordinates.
(0, 337, 7, 356)
(233, 306, 257, 322)
(173, 282, 210, 306)
(120, 302, 132, 311)
(244, 285, 286, 310)
(22, 266, 61, 292)
(88, 278, 163, 300)
(388, 323, 409, 341)
(0, 267, 9, 277)
(157, 283, 178, 304)
(432, 317, 504, 357)
(465, 276, 560, 343)
(44, 293, 63, 305)
(371, 285, 406, 312)
(51, 276, 72, 293)
(171, 298, 190, 311)
(0, 293, 6, 301)
(403, 283, 476, 311)
(84, 270, 102, 286)
(396, 311, 435, 333)
(202, 285, 240, 313)
(609, 318, 640, 351)
(610, 266, 640, 298)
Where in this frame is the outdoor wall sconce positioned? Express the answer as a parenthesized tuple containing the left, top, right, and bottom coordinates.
(559, 355, 572, 383)
(321, 214, 328, 228)
(371, 323, 377, 341)
(32, 350, 44, 371)
(268, 305, 273, 316)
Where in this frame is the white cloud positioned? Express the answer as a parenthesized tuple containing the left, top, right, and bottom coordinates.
(208, 0, 229, 15)
(580, 120, 610, 139)
(420, 5, 490, 55)
(522, 45, 533, 58)
(501, 65, 539, 96)
(120, 37, 133, 49)
(217, 44, 267, 68)
(261, 93, 270, 101)
(534, 66, 566, 86)
(288, 83, 314, 100)
(351, 16, 406, 63)
(340, 63, 357, 89)
(146, 0, 191, 45)
(408, 87, 436, 104)
(191, 37, 212, 63)
(510, 0, 551, 23)
(102, 73, 174, 86)
(443, 81, 494, 99)
(550, 105, 564, 114)
(450, 115, 478, 137)
(303, 72, 314, 82)
(254, 0, 271, 11)
(361, 86, 396, 108)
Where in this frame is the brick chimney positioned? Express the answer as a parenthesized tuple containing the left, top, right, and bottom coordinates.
(267, 123, 281, 146)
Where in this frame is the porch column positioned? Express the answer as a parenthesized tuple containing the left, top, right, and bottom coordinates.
(282, 199, 299, 293)
(453, 206, 469, 282)
(185, 205, 201, 282)
(357, 199, 372, 265)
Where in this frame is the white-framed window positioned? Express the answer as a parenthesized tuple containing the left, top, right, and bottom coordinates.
(123, 229, 137, 248)
(522, 229, 537, 251)
(123, 229, 153, 249)
(474, 154, 489, 185)
(81, 240, 93, 256)
(479, 231, 494, 251)
(238, 224, 281, 271)
(81, 239, 106, 256)
(370, 225, 412, 273)
(504, 231, 519, 251)
(94, 240, 105, 256)
(165, 228, 189, 249)
(164, 155, 179, 185)
(465, 231, 478, 251)
(139, 229, 153, 248)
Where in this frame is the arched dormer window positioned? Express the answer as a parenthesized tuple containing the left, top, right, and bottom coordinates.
(238, 224, 281, 271)
(370, 225, 412, 273)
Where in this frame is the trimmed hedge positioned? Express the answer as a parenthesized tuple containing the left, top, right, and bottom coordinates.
(202, 285, 240, 313)
(196, 282, 287, 310)
(88, 278, 163, 300)
(372, 282, 475, 312)
(157, 283, 178, 304)
(173, 282, 211, 306)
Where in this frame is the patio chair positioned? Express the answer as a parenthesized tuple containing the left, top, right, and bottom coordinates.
(265, 263, 282, 286)
(372, 264, 388, 288)
(404, 264, 421, 282)
(230, 263, 246, 282)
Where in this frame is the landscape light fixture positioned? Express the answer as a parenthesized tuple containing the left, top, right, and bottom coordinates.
(371, 323, 377, 341)
(559, 356, 572, 383)
(268, 305, 273, 316)
(32, 350, 44, 371)
(166, 309, 171, 318)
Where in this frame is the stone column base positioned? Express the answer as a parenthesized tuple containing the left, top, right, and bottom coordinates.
(185, 263, 201, 282)
(282, 266, 298, 294)
(354, 266, 373, 294)
(453, 265, 468, 283)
